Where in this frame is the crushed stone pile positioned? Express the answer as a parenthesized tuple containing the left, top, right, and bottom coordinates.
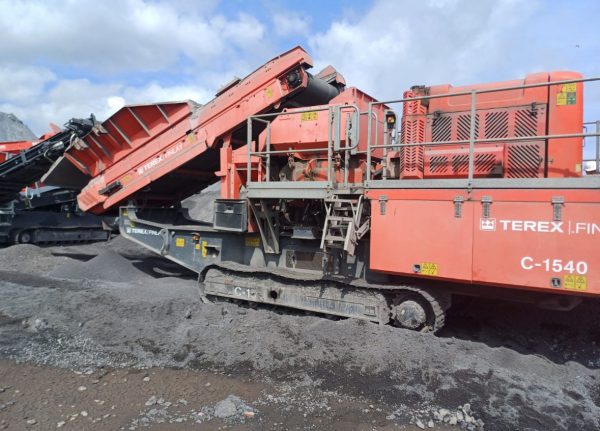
(0, 112, 36, 142)
(0, 241, 600, 430)
(0, 244, 66, 273)
(181, 182, 220, 223)
(49, 249, 147, 282)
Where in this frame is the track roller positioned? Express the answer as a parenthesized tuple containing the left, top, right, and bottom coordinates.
(389, 289, 448, 333)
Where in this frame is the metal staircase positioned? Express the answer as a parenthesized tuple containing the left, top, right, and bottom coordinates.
(320, 196, 370, 256)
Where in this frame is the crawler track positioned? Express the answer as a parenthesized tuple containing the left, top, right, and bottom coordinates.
(203, 266, 449, 333)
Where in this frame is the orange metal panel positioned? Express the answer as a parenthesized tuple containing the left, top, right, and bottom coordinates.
(427, 72, 550, 112)
(473, 199, 599, 295)
(73, 47, 314, 213)
(261, 87, 386, 159)
(369, 188, 600, 297)
(369, 198, 474, 282)
(546, 71, 584, 177)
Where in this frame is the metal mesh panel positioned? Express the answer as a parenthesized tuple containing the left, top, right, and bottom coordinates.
(506, 143, 543, 178)
(400, 114, 426, 178)
(431, 116, 452, 142)
(428, 155, 449, 174)
(514, 109, 538, 137)
(456, 114, 480, 141)
(484, 111, 509, 138)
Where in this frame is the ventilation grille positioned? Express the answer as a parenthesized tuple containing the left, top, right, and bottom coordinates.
(428, 155, 448, 174)
(425, 150, 502, 177)
(451, 153, 498, 174)
(401, 118, 425, 144)
(514, 109, 538, 137)
(456, 114, 480, 141)
(399, 115, 426, 178)
(484, 111, 509, 138)
(410, 104, 547, 179)
(402, 90, 427, 116)
(431, 116, 452, 142)
(400, 146, 424, 178)
(506, 143, 543, 178)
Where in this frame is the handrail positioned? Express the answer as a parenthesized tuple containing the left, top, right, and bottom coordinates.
(245, 76, 600, 191)
(246, 103, 361, 188)
(366, 76, 600, 184)
(582, 120, 600, 174)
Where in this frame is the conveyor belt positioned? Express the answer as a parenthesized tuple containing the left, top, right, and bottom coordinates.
(0, 117, 98, 205)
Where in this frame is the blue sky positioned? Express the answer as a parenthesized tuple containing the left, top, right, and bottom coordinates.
(0, 0, 599, 157)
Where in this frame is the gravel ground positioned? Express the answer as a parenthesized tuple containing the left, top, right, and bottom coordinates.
(0, 237, 599, 430)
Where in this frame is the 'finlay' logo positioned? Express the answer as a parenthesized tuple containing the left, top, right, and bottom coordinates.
(480, 218, 496, 232)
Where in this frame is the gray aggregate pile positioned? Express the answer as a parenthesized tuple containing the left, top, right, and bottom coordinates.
(181, 182, 220, 222)
(0, 237, 599, 430)
(49, 250, 147, 282)
(0, 112, 36, 142)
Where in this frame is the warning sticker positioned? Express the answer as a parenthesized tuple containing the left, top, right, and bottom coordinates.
(300, 111, 318, 121)
(245, 236, 261, 247)
(420, 262, 438, 276)
(556, 84, 577, 106)
(564, 274, 587, 291)
(175, 238, 185, 247)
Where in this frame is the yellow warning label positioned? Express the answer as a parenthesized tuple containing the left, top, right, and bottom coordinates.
(557, 88, 576, 106)
(201, 240, 208, 257)
(195, 243, 200, 250)
(300, 111, 318, 121)
(265, 87, 273, 98)
(564, 274, 587, 291)
(175, 238, 185, 247)
(420, 262, 438, 276)
(245, 236, 261, 247)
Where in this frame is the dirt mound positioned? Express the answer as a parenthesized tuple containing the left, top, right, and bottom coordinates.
(0, 244, 52, 260)
(0, 244, 65, 272)
(1, 240, 600, 430)
(0, 112, 36, 142)
(49, 250, 146, 282)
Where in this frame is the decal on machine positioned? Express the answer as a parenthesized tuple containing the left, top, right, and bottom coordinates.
(420, 262, 439, 276)
(564, 274, 587, 291)
(556, 83, 577, 106)
(300, 111, 318, 121)
(480, 218, 600, 235)
(125, 227, 160, 236)
(520, 257, 590, 291)
(480, 218, 496, 231)
(520, 257, 588, 275)
(136, 143, 184, 176)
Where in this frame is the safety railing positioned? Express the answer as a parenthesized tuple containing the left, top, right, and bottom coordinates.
(366, 76, 600, 186)
(583, 120, 600, 174)
(246, 103, 364, 189)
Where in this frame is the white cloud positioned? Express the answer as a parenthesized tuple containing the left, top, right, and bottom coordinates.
(0, 0, 272, 134)
(272, 12, 310, 37)
(0, 0, 266, 74)
(1, 0, 599, 158)
(309, 0, 545, 98)
(308, 0, 600, 160)
(0, 65, 56, 103)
